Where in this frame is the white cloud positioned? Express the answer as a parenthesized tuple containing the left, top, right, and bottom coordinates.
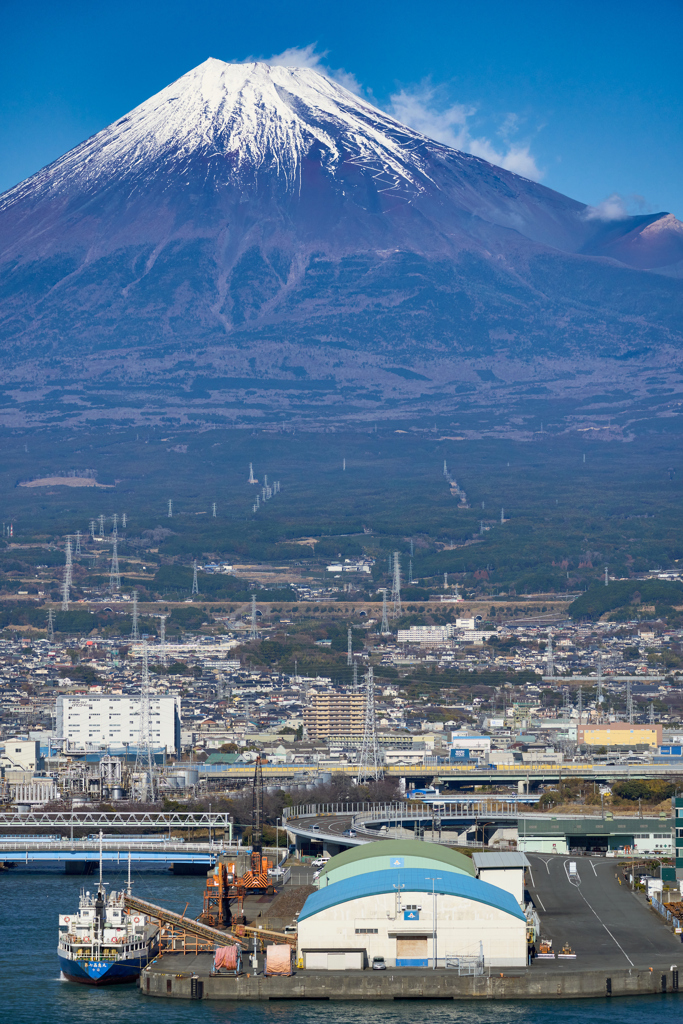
(388, 82, 544, 182)
(261, 44, 363, 95)
(253, 48, 543, 180)
(582, 192, 651, 221)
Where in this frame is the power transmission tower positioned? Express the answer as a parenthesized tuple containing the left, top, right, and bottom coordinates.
(192, 560, 199, 595)
(562, 686, 570, 717)
(89, 519, 96, 540)
(109, 535, 120, 594)
(47, 607, 54, 642)
(251, 594, 257, 638)
(61, 537, 72, 611)
(131, 589, 139, 641)
(212, 502, 217, 517)
(500, 508, 505, 524)
(248, 463, 256, 484)
(98, 514, 105, 538)
(112, 513, 118, 537)
(122, 513, 127, 529)
(168, 499, 173, 518)
(605, 565, 609, 586)
(380, 589, 389, 634)
(159, 614, 167, 668)
(408, 559, 413, 584)
(358, 666, 382, 783)
(545, 632, 554, 678)
(626, 678, 634, 724)
(134, 641, 156, 803)
(597, 656, 604, 706)
(347, 626, 353, 666)
(74, 530, 82, 555)
(391, 551, 402, 617)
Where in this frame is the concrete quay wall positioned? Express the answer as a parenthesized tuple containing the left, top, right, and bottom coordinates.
(141, 963, 680, 1001)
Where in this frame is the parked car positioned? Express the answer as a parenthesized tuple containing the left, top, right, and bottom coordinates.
(372, 956, 387, 970)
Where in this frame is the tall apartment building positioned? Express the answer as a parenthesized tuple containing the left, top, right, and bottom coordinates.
(56, 695, 181, 754)
(303, 691, 366, 740)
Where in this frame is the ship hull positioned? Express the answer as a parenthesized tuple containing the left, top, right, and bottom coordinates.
(58, 953, 150, 986)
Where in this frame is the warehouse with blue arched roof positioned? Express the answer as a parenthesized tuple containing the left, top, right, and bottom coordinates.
(317, 839, 476, 887)
(298, 844, 527, 970)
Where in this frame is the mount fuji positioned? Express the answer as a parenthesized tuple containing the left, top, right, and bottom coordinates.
(1, 57, 682, 432)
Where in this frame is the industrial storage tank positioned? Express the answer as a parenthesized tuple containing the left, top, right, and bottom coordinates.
(181, 769, 199, 788)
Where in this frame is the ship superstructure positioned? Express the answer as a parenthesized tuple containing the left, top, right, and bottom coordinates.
(57, 839, 159, 984)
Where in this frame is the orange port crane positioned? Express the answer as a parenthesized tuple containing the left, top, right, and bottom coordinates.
(201, 756, 275, 928)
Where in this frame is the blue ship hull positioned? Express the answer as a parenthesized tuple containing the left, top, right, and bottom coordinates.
(58, 952, 151, 985)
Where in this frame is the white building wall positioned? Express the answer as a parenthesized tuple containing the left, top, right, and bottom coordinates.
(477, 867, 525, 904)
(297, 889, 526, 968)
(1, 739, 40, 771)
(56, 696, 180, 753)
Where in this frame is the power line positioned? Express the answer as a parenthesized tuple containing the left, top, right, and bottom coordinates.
(358, 666, 382, 783)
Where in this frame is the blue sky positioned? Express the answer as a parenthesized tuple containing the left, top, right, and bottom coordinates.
(1, 0, 681, 217)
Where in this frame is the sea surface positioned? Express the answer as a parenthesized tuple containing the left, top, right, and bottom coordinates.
(1, 865, 681, 1024)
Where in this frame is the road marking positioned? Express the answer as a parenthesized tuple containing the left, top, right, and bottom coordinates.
(590, 860, 598, 876)
(528, 864, 536, 888)
(535, 894, 547, 912)
(569, 873, 635, 967)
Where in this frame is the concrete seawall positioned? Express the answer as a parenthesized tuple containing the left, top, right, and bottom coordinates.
(141, 955, 681, 1000)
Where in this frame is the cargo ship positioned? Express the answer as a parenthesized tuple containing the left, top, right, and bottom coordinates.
(57, 838, 159, 985)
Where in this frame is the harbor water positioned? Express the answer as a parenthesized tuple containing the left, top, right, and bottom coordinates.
(0, 864, 680, 1024)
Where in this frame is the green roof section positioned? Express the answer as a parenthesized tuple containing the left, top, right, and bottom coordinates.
(318, 839, 476, 887)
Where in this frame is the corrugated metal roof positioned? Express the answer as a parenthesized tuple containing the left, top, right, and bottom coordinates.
(318, 839, 475, 878)
(472, 852, 530, 870)
(519, 816, 672, 836)
(298, 868, 526, 923)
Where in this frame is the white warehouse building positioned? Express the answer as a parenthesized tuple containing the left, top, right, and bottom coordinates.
(56, 695, 181, 754)
(298, 861, 527, 969)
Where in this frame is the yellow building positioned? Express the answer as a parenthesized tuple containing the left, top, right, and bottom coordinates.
(577, 723, 662, 748)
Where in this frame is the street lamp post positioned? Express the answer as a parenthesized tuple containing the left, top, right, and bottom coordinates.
(276, 816, 281, 862)
(427, 876, 441, 969)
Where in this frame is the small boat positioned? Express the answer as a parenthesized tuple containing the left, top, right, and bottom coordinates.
(57, 835, 159, 985)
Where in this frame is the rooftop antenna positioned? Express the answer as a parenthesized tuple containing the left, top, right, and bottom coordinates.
(248, 462, 256, 484)
(167, 499, 173, 518)
(212, 502, 217, 517)
(61, 537, 72, 611)
(109, 535, 120, 594)
(134, 640, 156, 802)
(159, 614, 167, 668)
(98, 514, 105, 538)
(250, 594, 257, 638)
(347, 626, 353, 666)
(391, 551, 402, 617)
(192, 560, 199, 595)
(380, 589, 390, 634)
(131, 589, 139, 641)
(74, 530, 82, 555)
(358, 666, 382, 783)
(47, 607, 54, 642)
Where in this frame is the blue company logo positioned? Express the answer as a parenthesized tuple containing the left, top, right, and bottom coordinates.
(390, 857, 404, 867)
(404, 910, 419, 920)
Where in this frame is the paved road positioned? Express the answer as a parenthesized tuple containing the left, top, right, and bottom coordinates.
(527, 854, 682, 970)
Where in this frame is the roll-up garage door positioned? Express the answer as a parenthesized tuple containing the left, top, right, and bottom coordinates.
(396, 937, 429, 967)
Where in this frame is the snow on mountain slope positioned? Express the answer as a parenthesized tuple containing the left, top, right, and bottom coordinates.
(0, 58, 682, 431)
